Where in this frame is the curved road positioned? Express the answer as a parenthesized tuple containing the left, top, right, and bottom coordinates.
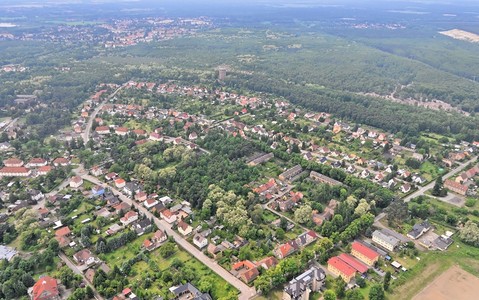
(81, 174, 256, 300)
(82, 86, 124, 143)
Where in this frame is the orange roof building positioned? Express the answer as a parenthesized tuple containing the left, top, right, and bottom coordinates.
(327, 257, 356, 283)
(31, 276, 60, 300)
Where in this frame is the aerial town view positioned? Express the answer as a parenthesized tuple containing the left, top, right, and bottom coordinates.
(1, 0, 479, 300)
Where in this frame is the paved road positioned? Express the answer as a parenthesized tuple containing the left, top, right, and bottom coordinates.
(403, 156, 477, 202)
(58, 253, 104, 300)
(82, 86, 124, 143)
(81, 174, 256, 300)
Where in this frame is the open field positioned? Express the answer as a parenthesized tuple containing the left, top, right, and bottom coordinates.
(390, 239, 479, 300)
(412, 265, 479, 300)
(439, 29, 479, 43)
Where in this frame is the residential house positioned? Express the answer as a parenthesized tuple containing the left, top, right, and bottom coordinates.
(178, 220, 192, 236)
(69, 176, 83, 188)
(105, 172, 118, 181)
(327, 257, 356, 283)
(274, 240, 299, 259)
(161, 209, 177, 224)
(283, 267, 326, 300)
(120, 211, 139, 226)
(444, 179, 468, 195)
(133, 218, 152, 236)
(30, 276, 60, 300)
(115, 127, 129, 136)
(0, 167, 31, 177)
(401, 183, 411, 193)
(254, 257, 277, 271)
(232, 260, 260, 284)
(337, 253, 368, 274)
(91, 185, 105, 196)
(90, 166, 103, 177)
(372, 230, 400, 252)
(152, 230, 167, 244)
(3, 157, 23, 167)
(310, 171, 342, 186)
(295, 231, 318, 248)
(26, 158, 47, 168)
(207, 243, 225, 259)
(144, 198, 158, 209)
(37, 166, 52, 176)
(351, 241, 380, 266)
(279, 165, 303, 181)
(247, 153, 274, 166)
(55, 226, 71, 238)
(407, 220, 432, 240)
(29, 190, 44, 201)
(52, 157, 70, 167)
(312, 199, 338, 226)
(149, 132, 163, 141)
(95, 126, 110, 135)
(73, 249, 96, 266)
(193, 233, 208, 249)
(134, 191, 147, 202)
(123, 182, 141, 197)
(114, 178, 126, 189)
(169, 283, 212, 300)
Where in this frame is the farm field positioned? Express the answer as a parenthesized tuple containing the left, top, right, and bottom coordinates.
(412, 265, 479, 300)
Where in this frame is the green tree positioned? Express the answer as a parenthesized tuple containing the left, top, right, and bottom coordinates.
(459, 220, 479, 246)
(432, 176, 445, 197)
(324, 290, 337, 300)
(159, 242, 176, 258)
(345, 289, 364, 300)
(384, 271, 392, 291)
(294, 204, 312, 224)
(369, 284, 385, 300)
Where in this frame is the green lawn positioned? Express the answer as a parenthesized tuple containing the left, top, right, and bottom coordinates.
(420, 161, 441, 179)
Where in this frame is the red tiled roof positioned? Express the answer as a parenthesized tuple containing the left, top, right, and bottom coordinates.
(143, 239, 152, 248)
(122, 288, 132, 296)
(233, 260, 256, 270)
(95, 126, 109, 132)
(3, 158, 23, 166)
(38, 166, 52, 173)
(0, 166, 30, 174)
(32, 276, 59, 300)
(352, 241, 379, 261)
(444, 179, 468, 193)
(256, 256, 278, 269)
(242, 267, 259, 283)
(28, 158, 47, 165)
(161, 209, 173, 218)
(338, 253, 369, 274)
(55, 226, 71, 237)
(328, 256, 356, 277)
(178, 220, 190, 231)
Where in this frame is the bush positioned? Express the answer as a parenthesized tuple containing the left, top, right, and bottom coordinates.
(466, 198, 477, 208)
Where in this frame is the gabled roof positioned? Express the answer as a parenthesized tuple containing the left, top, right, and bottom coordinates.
(351, 241, 379, 261)
(338, 253, 368, 274)
(328, 256, 356, 277)
(32, 276, 59, 300)
(55, 226, 71, 237)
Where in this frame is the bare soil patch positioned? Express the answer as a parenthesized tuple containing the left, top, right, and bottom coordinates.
(412, 265, 479, 300)
(439, 29, 479, 43)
